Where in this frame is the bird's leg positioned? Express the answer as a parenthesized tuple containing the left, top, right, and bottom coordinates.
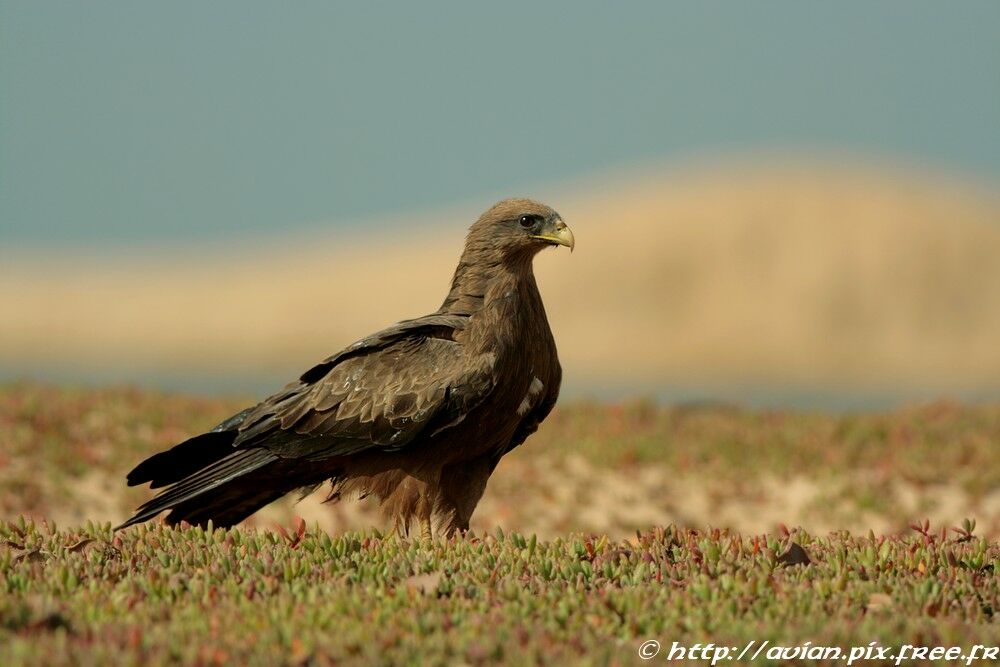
(420, 515, 433, 541)
(413, 490, 434, 541)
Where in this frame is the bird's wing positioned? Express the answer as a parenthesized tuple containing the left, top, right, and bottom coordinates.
(231, 316, 495, 460)
(117, 314, 492, 529)
(298, 313, 468, 383)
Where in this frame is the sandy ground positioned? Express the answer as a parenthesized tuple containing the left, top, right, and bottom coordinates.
(2, 158, 999, 400)
(50, 453, 1000, 540)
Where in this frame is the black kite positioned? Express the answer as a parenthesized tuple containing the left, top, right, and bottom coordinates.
(118, 199, 573, 537)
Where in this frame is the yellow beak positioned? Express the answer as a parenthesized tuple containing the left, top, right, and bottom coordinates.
(532, 219, 575, 252)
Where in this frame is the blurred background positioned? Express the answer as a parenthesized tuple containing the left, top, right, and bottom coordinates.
(2, 2, 999, 409)
(2, 3, 1000, 537)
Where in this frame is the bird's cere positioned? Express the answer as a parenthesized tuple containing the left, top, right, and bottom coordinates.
(531, 218, 575, 252)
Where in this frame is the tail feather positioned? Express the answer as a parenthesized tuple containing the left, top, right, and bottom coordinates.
(164, 485, 291, 528)
(119, 407, 314, 531)
(126, 407, 254, 488)
(117, 448, 279, 530)
(126, 431, 239, 488)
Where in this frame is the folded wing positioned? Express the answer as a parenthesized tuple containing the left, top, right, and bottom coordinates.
(118, 315, 495, 529)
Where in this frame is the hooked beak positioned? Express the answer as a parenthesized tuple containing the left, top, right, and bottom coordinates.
(531, 218, 575, 252)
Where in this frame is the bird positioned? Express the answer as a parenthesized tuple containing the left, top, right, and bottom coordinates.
(117, 199, 574, 538)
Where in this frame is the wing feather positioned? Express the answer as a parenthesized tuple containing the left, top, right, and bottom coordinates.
(232, 324, 494, 460)
(120, 313, 491, 530)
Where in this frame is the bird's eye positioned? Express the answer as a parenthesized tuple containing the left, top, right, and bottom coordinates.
(519, 215, 536, 228)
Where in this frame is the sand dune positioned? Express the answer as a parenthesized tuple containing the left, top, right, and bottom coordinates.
(3, 158, 999, 399)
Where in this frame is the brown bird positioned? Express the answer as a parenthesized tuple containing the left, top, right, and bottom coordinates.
(118, 199, 573, 537)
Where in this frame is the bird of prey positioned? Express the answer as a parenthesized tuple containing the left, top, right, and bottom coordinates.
(118, 199, 573, 538)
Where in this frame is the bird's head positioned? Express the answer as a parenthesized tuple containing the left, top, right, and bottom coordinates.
(464, 198, 574, 263)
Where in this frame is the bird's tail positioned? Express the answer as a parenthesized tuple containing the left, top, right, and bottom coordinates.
(126, 429, 243, 489)
(118, 407, 290, 530)
(117, 445, 282, 530)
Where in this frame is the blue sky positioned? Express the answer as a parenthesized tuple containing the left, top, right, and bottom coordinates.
(2, 2, 998, 248)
